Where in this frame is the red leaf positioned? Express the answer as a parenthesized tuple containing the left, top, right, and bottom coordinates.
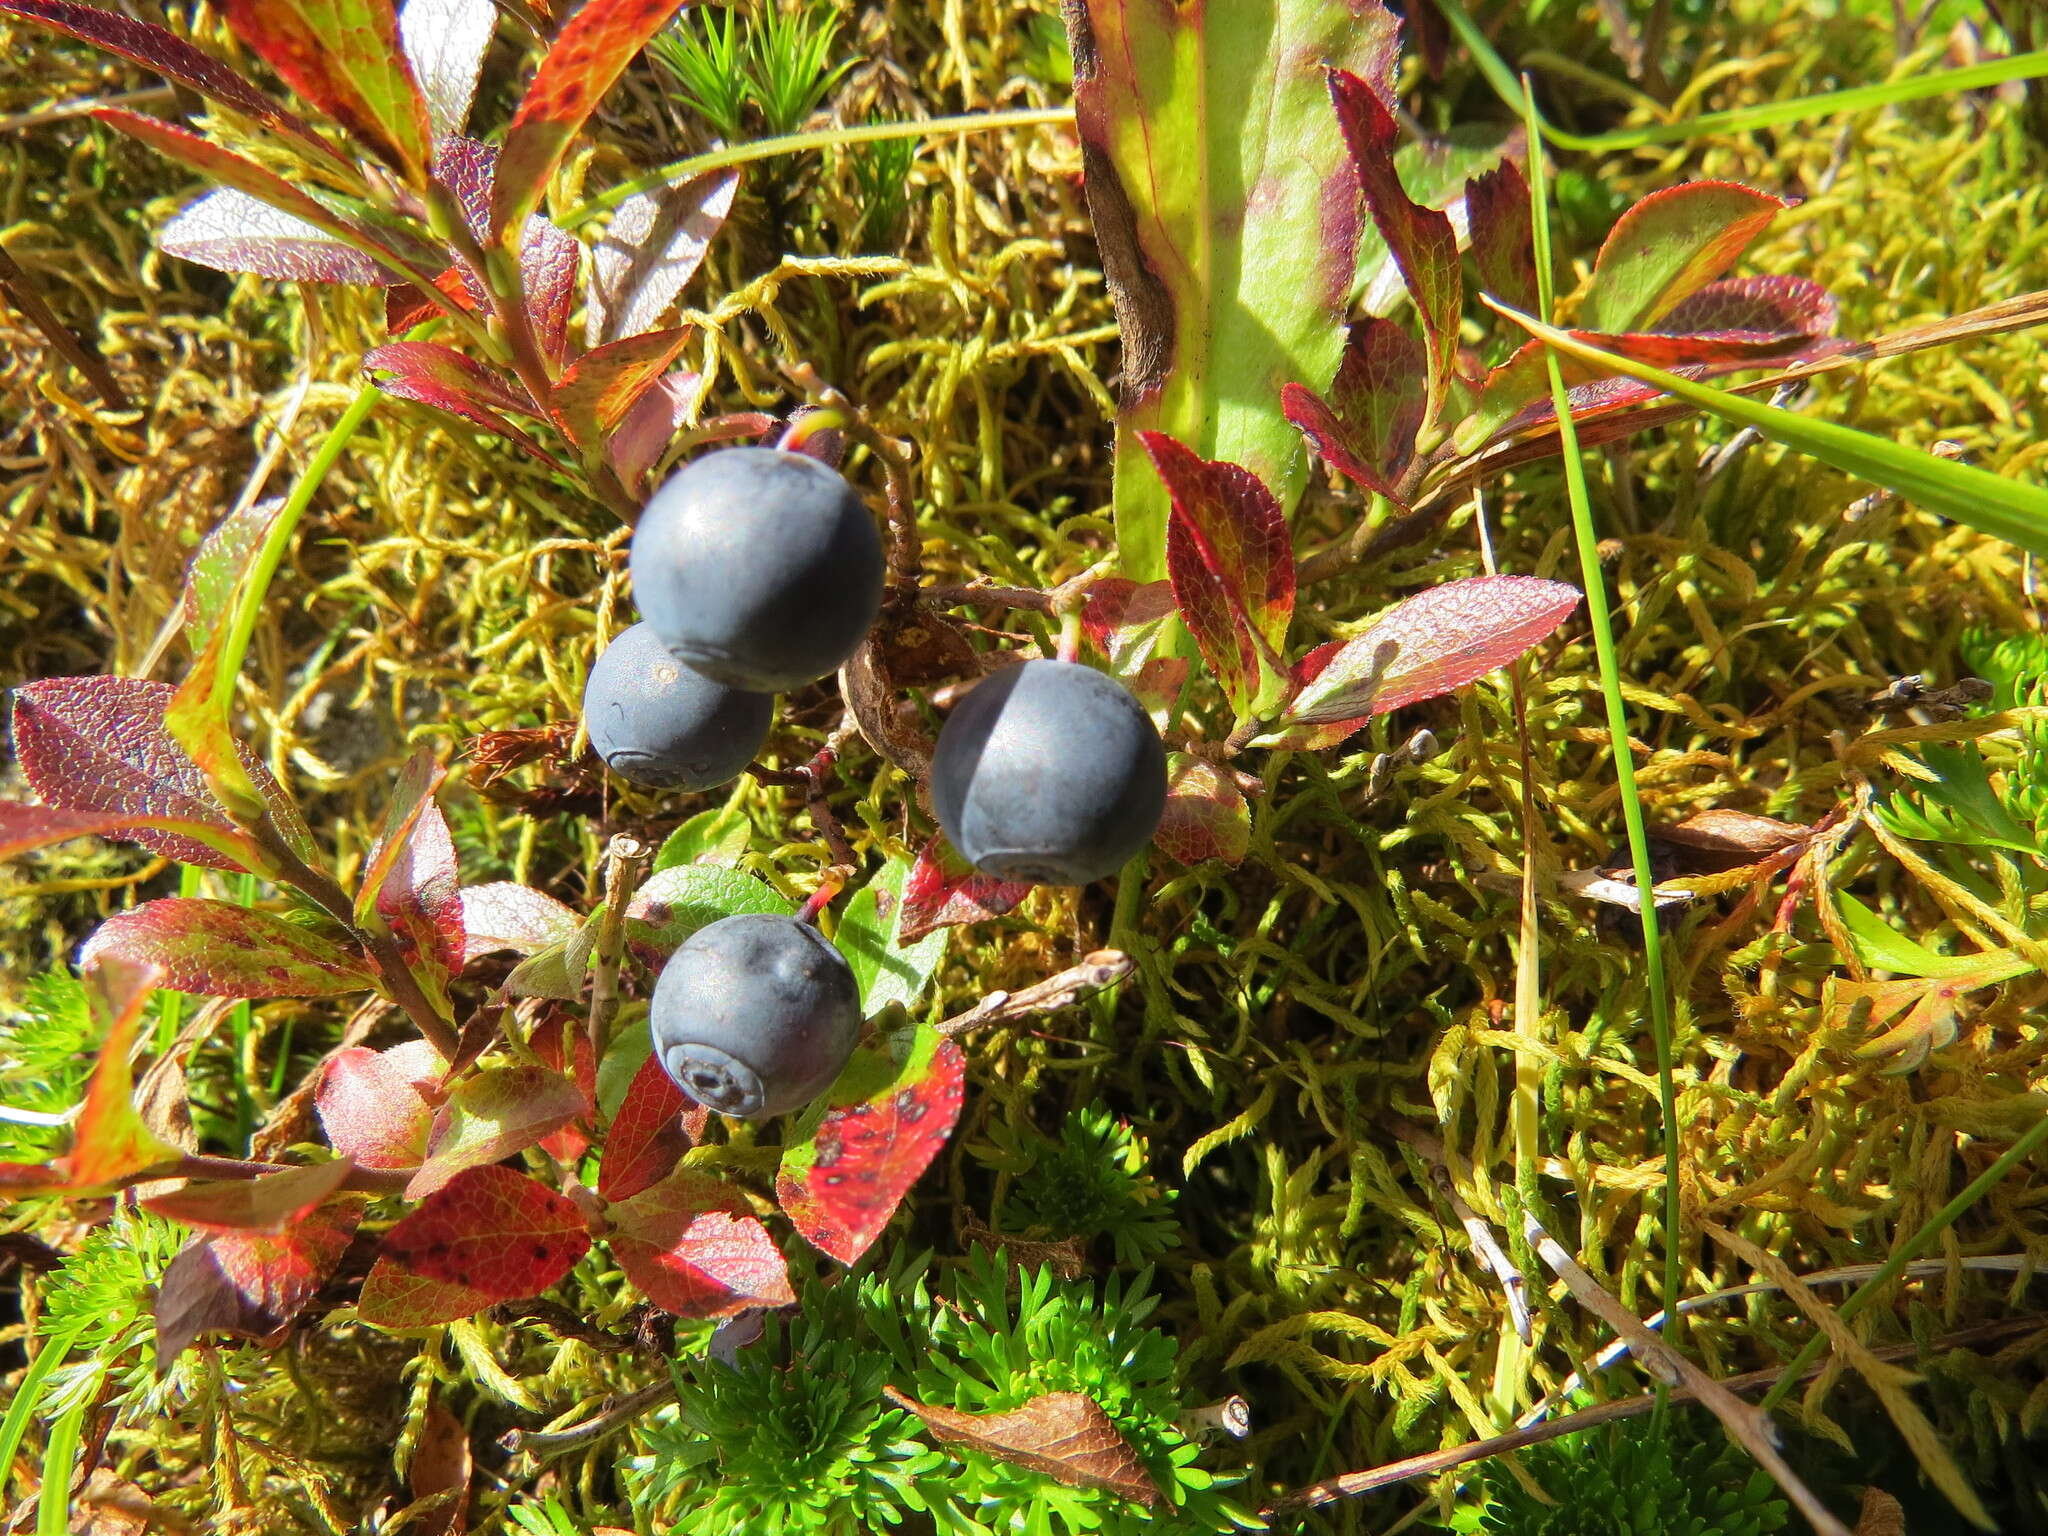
(159, 188, 396, 284)
(220, 0, 433, 180)
(361, 343, 535, 418)
(549, 326, 695, 451)
(387, 264, 480, 335)
(64, 956, 181, 1192)
(1281, 318, 1426, 504)
(491, 0, 693, 241)
(433, 135, 498, 243)
(1154, 753, 1250, 867)
(366, 353, 569, 470)
(355, 752, 466, 1004)
(1659, 274, 1837, 339)
(0, 0, 328, 151)
(355, 1263, 501, 1329)
(79, 899, 375, 999)
(607, 369, 703, 495)
(1581, 180, 1788, 334)
(586, 168, 737, 345)
(10, 675, 266, 870)
(522, 219, 581, 369)
(528, 1011, 598, 1163)
(1274, 575, 1581, 730)
(1250, 640, 1372, 751)
(1142, 434, 1293, 715)
(370, 1165, 590, 1309)
(598, 1051, 705, 1202)
(457, 882, 580, 963)
(1465, 159, 1537, 314)
(1079, 578, 1177, 673)
(406, 1064, 587, 1199)
(1327, 68, 1463, 426)
(899, 835, 1033, 943)
(155, 1196, 364, 1360)
(777, 1022, 965, 1264)
(316, 1042, 439, 1169)
(142, 1158, 354, 1234)
(607, 1168, 793, 1317)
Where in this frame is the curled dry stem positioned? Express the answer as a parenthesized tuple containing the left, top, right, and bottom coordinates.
(937, 950, 1134, 1037)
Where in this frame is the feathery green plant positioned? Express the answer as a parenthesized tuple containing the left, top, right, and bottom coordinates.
(1457, 1420, 1789, 1535)
(970, 1103, 1179, 1264)
(652, 0, 857, 142)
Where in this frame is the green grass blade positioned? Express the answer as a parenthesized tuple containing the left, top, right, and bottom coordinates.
(1519, 78, 1685, 1344)
(36, 1397, 85, 1536)
(0, 1318, 85, 1500)
(1482, 300, 2048, 558)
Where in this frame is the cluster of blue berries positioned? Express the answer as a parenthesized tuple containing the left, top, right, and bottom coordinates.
(586, 444, 1168, 1118)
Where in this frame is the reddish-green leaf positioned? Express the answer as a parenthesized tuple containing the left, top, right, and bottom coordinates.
(1659, 274, 1837, 338)
(1250, 641, 1373, 752)
(1580, 180, 1787, 334)
(1063, 0, 1402, 577)
(550, 326, 695, 451)
(80, 899, 374, 1000)
(586, 168, 737, 345)
(317, 1043, 439, 1169)
(1281, 318, 1426, 504)
(182, 498, 287, 646)
(66, 956, 180, 1192)
(899, 835, 1032, 943)
(1080, 578, 1177, 677)
(598, 1051, 705, 1202)
(367, 1165, 590, 1320)
(608, 368, 702, 495)
(0, 0, 327, 149)
(406, 1064, 587, 1199)
(777, 1021, 965, 1264)
(364, 350, 568, 467)
(1154, 754, 1250, 867)
(457, 882, 580, 963)
(522, 217, 581, 367)
(142, 1158, 354, 1234)
(1465, 158, 1537, 315)
(159, 188, 396, 284)
(155, 1196, 364, 1359)
(355, 752, 466, 1009)
(221, 0, 433, 180)
(361, 343, 535, 418)
(0, 801, 249, 870)
(1327, 67, 1463, 429)
(1141, 433, 1294, 716)
(1267, 575, 1581, 733)
(491, 0, 693, 241)
(607, 1167, 792, 1317)
(355, 1262, 499, 1329)
(398, 0, 497, 138)
(10, 675, 264, 871)
(527, 1010, 597, 1163)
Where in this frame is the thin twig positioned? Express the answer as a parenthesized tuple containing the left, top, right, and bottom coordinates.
(498, 1381, 675, 1458)
(1431, 1165, 1533, 1346)
(937, 950, 1133, 1037)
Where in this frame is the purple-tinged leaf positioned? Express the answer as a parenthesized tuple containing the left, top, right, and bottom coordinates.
(221, 0, 433, 181)
(900, 835, 1032, 942)
(598, 1051, 705, 1202)
(457, 882, 580, 963)
(10, 675, 262, 871)
(362, 342, 535, 418)
(317, 1042, 440, 1169)
(1062, 0, 1403, 578)
(491, 0, 694, 242)
(367, 359, 573, 472)
(0, 0, 328, 152)
(1251, 641, 1374, 751)
(142, 1158, 355, 1234)
(356, 751, 465, 1012)
(1659, 274, 1837, 339)
(155, 1197, 364, 1360)
(433, 135, 497, 242)
(1281, 318, 1426, 504)
(1141, 432, 1294, 716)
(608, 369, 703, 495)
(586, 168, 737, 346)
(0, 801, 250, 870)
(1580, 180, 1788, 334)
(405, 1064, 587, 1199)
(399, 0, 497, 138)
(522, 216, 581, 367)
(777, 1021, 965, 1264)
(607, 1167, 792, 1317)
(550, 326, 694, 451)
(1466, 159, 1537, 314)
(159, 188, 397, 284)
(1154, 754, 1250, 867)
(1356, 125, 1524, 319)
(362, 1166, 590, 1327)
(1270, 575, 1581, 731)
(1327, 68, 1463, 429)
(80, 899, 374, 999)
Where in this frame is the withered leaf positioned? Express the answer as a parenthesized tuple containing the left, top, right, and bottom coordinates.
(884, 1386, 1160, 1506)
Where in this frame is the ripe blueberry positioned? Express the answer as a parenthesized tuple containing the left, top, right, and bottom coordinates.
(629, 446, 885, 692)
(650, 912, 863, 1118)
(582, 621, 773, 791)
(929, 658, 1168, 886)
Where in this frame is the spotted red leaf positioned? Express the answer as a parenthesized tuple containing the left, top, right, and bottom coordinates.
(65, 957, 180, 1193)
(899, 835, 1032, 943)
(220, 0, 433, 180)
(1154, 753, 1249, 867)
(1281, 318, 1426, 504)
(1581, 180, 1788, 334)
(598, 1050, 706, 1202)
(1271, 575, 1581, 731)
(1327, 68, 1463, 426)
(79, 899, 374, 1000)
(159, 189, 396, 284)
(550, 326, 695, 451)
(10, 675, 270, 870)
(154, 1196, 364, 1360)
(142, 1158, 354, 1234)
(1465, 159, 1537, 314)
(607, 1167, 793, 1317)
(1141, 432, 1294, 715)
(491, 0, 693, 241)
(354, 752, 466, 1009)
(405, 1064, 587, 1199)
(317, 1042, 441, 1169)
(457, 882, 580, 963)
(362, 1166, 591, 1326)
(777, 1021, 965, 1264)
(586, 168, 737, 345)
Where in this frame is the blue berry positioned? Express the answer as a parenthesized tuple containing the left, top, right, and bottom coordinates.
(582, 622, 772, 791)
(630, 447, 885, 692)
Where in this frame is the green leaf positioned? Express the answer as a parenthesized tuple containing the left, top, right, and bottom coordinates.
(1873, 744, 2048, 857)
(1831, 891, 1998, 981)
(834, 856, 949, 1017)
(623, 864, 793, 966)
(1485, 298, 2048, 560)
(1062, 0, 1402, 578)
(653, 793, 753, 870)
